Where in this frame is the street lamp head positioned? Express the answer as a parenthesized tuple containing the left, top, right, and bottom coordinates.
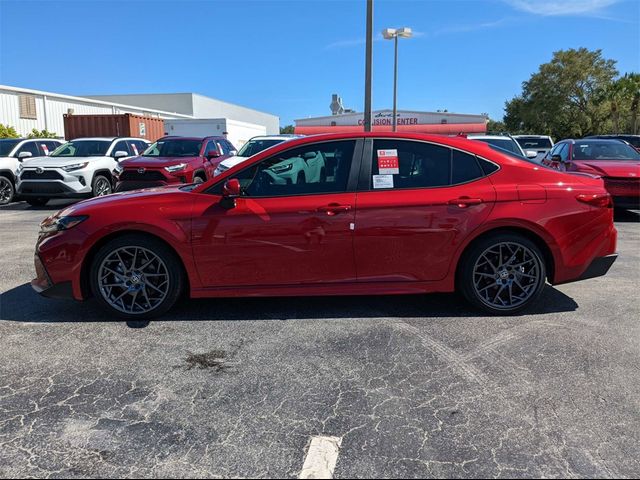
(397, 27, 412, 38)
(382, 28, 397, 39)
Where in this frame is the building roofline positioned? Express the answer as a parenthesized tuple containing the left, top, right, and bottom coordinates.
(0, 84, 193, 119)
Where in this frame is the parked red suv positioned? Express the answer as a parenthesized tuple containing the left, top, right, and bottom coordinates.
(541, 139, 640, 209)
(114, 136, 235, 191)
(33, 133, 617, 319)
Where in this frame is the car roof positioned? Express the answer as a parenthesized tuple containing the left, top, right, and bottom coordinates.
(466, 134, 515, 141)
(513, 135, 552, 139)
(247, 135, 303, 141)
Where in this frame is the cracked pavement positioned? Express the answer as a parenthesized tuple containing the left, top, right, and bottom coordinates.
(1, 201, 639, 478)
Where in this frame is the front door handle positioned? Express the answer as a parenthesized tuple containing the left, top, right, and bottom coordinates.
(317, 204, 352, 216)
(448, 197, 483, 208)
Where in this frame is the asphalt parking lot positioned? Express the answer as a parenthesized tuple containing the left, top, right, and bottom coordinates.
(0, 200, 639, 479)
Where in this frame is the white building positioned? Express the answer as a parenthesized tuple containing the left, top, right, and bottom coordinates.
(0, 85, 280, 141)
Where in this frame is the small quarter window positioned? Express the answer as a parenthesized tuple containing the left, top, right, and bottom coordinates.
(452, 150, 484, 184)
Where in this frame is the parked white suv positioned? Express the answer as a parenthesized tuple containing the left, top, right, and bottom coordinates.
(16, 137, 149, 206)
(214, 135, 302, 177)
(466, 134, 538, 159)
(513, 135, 554, 162)
(0, 138, 64, 205)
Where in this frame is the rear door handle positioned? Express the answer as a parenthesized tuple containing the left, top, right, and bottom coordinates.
(448, 197, 483, 208)
(317, 204, 352, 216)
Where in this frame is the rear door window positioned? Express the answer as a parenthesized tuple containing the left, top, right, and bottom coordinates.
(112, 140, 132, 156)
(452, 150, 484, 184)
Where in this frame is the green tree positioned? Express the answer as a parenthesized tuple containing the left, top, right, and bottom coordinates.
(486, 119, 506, 134)
(604, 73, 640, 134)
(504, 48, 618, 139)
(27, 128, 58, 138)
(280, 125, 295, 134)
(0, 124, 19, 138)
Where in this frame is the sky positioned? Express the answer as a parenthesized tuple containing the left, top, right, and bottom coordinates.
(0, 0, 638, 126)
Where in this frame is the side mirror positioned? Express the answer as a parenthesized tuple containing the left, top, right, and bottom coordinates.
(221, 178, 240, 209)
(229, 150, 237, 156)
(223, 178, 241, 197)
(207, 150, 221, 159)
(18, 151, 32, 160)
(525, 150, 538, 159)
(114, 151, 129, 159)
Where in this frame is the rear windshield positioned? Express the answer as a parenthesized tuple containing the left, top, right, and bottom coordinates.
(237, 139, 285, 157)
(0, 139, 20, 156)
(515, 137, 552, 149)
(143, 139, 202, 157)
(50, 140, 110, 157)
(572, 141, 640, 160)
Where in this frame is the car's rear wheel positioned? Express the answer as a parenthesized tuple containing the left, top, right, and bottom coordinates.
(92, 175, 112, 197)
(459, 233, 546, 315)
(26, 197, 48, 207)
(0, 176, 14, 205)
(90, 234, 185, 319)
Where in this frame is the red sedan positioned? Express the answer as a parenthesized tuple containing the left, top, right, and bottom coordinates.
(33, 133, 618, 319)
(541, 138, 640, 209)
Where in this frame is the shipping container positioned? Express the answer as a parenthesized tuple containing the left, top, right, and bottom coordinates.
(63, 113, 165, 141)
(163, 118, 266, 149)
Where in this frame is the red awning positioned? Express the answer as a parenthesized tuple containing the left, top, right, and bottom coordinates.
(294, 122, 487, 135)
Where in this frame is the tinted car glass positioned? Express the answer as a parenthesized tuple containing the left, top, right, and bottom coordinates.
(558, 143, 569, 161)
(237, 139, 285, 157)
(572, 141, 640, 160)
(143, 139, 202, 157)
(452, 150, 484, 184)
(0, 139, 21, 156)
(51, 140, 111, 157)
(224, 140, 356, 197)
(477, 138, 521, 155)
(371, 140, 451, 189)
(515, 138, 552, 149)
(42, 141, 60, 155)
(130, 140, 148, 156)
(204, 141, 217, 155)
(112, 141, 132, 156)
(17, 141, 40, 157)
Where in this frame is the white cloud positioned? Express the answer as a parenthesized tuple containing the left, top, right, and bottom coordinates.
(503, 0, 619, 16)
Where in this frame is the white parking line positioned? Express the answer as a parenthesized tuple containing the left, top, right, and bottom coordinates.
(299, 435, 342, 479)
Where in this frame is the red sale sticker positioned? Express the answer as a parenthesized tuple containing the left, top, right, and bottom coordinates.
(377, 149, 399, 174)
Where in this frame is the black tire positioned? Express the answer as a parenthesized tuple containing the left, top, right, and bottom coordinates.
(89, 234, 185, 320)
(0, 176, 15, 205)
(458, 233, 546, 315)
(26, 197, 48, 207)
(92, 174, 112, 197)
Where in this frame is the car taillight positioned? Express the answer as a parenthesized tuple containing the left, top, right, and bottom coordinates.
(576, 193, 613, 208)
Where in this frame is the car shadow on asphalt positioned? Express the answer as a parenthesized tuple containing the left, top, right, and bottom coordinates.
(614, 209, 639, 223)
(0, 283, 578, 328)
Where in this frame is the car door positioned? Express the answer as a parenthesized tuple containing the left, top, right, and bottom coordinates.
(353, 138, 497, 282)
(191, 139, 362, 287)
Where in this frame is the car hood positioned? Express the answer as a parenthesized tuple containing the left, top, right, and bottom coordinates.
(573, 160, 640, 177)
(22, 156, 110, 167)
(220, 155, 249, 169)
(120, 156, 198, 168)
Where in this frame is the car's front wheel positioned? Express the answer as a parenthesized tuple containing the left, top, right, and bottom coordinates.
(0, 176, 15, 205)
(90, 234, 185, 319)
(459, 233, 546, 315)
(92, 175, 112, 197)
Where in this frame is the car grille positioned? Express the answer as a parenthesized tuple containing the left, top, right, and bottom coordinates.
(120, 170, 166, 182)
(21, 170, 64, 180)
(20, 183, 68, 194)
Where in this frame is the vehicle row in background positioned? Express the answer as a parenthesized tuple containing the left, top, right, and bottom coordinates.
(0, 138, 64, 205)
(541, 138, 640, 210)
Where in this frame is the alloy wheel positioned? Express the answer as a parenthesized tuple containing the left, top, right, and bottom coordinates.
(95, 177, 111, 196)
(0, 177, 13, 205)
(97, 246, 170, 315)
(472, 242, 543, 310)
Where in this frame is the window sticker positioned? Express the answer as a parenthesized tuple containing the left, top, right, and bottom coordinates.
(377, 149, 399, 174)
(373, 174, 394, 189)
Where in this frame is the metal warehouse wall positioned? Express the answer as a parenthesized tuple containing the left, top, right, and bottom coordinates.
(88, 93, 280, 135)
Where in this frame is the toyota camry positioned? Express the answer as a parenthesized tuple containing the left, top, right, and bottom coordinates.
(32, 133, 618, 319)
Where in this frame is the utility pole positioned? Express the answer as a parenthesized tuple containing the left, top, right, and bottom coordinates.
(363, 0, 373, 132)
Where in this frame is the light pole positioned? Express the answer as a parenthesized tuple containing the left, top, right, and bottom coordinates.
(363, 0, 374, 132)
(382, 27, 412, 132)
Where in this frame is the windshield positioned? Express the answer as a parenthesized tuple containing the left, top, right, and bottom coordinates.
(515, 137, 552, 149)
(474, 138, 522, 155)
(50, 140, 110, 157)
(237, 139, 285, 157)
(0, 139, 20, 157)
(573, 141, 640, 160)
(143, 139, 202, 157)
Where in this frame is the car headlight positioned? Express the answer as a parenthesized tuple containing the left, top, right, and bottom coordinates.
(270, 163, 293, 173)
(165, 163, 187, 173)
(16, 163, 24, 175)
(61, 162, 89, 172)
(39, 215, 88, 234)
